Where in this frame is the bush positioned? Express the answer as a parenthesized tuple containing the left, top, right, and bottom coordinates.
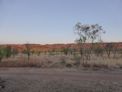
(66, 63, 72, 68)
(62, 48, 69, 55)
(4, 46, 12, 58)
(73, 56, 81, 66)
(0, 48, 4, 62)
(0, 46, 12, 62)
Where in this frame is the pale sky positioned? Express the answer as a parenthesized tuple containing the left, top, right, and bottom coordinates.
(0, 0, 122, 44)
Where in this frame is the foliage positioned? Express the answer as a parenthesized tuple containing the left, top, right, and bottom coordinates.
(24, 44, 31, 62)
(4, 46, 12, 58)
(62, 48, 69, 55)
(11, 48, 18, 57)
(93, 43, 104, 57)
(105, 43, 113, 58)
(0, 46, 12, 62)
(74, 23, 105, 43)
(0, 48, 5, 62)
(74, 22, 105, 60)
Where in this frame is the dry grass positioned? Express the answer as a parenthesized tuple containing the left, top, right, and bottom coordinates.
(0, 54, 122, 69)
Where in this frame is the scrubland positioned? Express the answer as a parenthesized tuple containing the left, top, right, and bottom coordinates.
(0, 46, 122, 92)
(0, 53, 122, 69)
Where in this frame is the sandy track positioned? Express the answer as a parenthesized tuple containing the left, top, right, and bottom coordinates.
(0, 68, 122, 92)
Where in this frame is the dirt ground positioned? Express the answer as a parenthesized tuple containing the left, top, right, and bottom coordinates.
(0, 68, 122, 92)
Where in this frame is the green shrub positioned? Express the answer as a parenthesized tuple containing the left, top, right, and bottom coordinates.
(0, 46, 12, 62)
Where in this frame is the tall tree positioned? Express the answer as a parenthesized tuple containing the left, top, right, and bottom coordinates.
(74, 22, 105, 59)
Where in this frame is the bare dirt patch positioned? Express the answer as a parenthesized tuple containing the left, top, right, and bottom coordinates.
(0, 68, 122, 92)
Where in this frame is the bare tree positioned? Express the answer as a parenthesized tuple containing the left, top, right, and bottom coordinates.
(105, 43, 113, 58)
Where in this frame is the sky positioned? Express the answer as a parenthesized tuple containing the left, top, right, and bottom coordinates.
(0, 0, 122, 44)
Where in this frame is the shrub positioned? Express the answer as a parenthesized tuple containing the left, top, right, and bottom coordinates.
(62, 48, 69, 55)
(0, 46, 12, 62)
(4, 46, 12, 58)
(0, 48, 4, 62)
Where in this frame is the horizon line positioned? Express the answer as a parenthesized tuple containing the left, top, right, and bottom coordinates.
(0, 41, 122, 45)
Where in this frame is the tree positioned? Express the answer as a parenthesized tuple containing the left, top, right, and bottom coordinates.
(105, 43, 113, 58)
(37, 51, 41, 56)
(74, 22, 105, 60)
(0, 48, 4, 62)
(4, 46, 12, 58)
(74, 23, 105, 43)
(11, 48, 19, 57)
(24, 44, 31, 62)
(62, 48, 69, 55)
(0, 46, 12, 62)
(94, 43, 104, 57)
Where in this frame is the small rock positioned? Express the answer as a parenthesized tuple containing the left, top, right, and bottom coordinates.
(0, 85, 5, 89)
